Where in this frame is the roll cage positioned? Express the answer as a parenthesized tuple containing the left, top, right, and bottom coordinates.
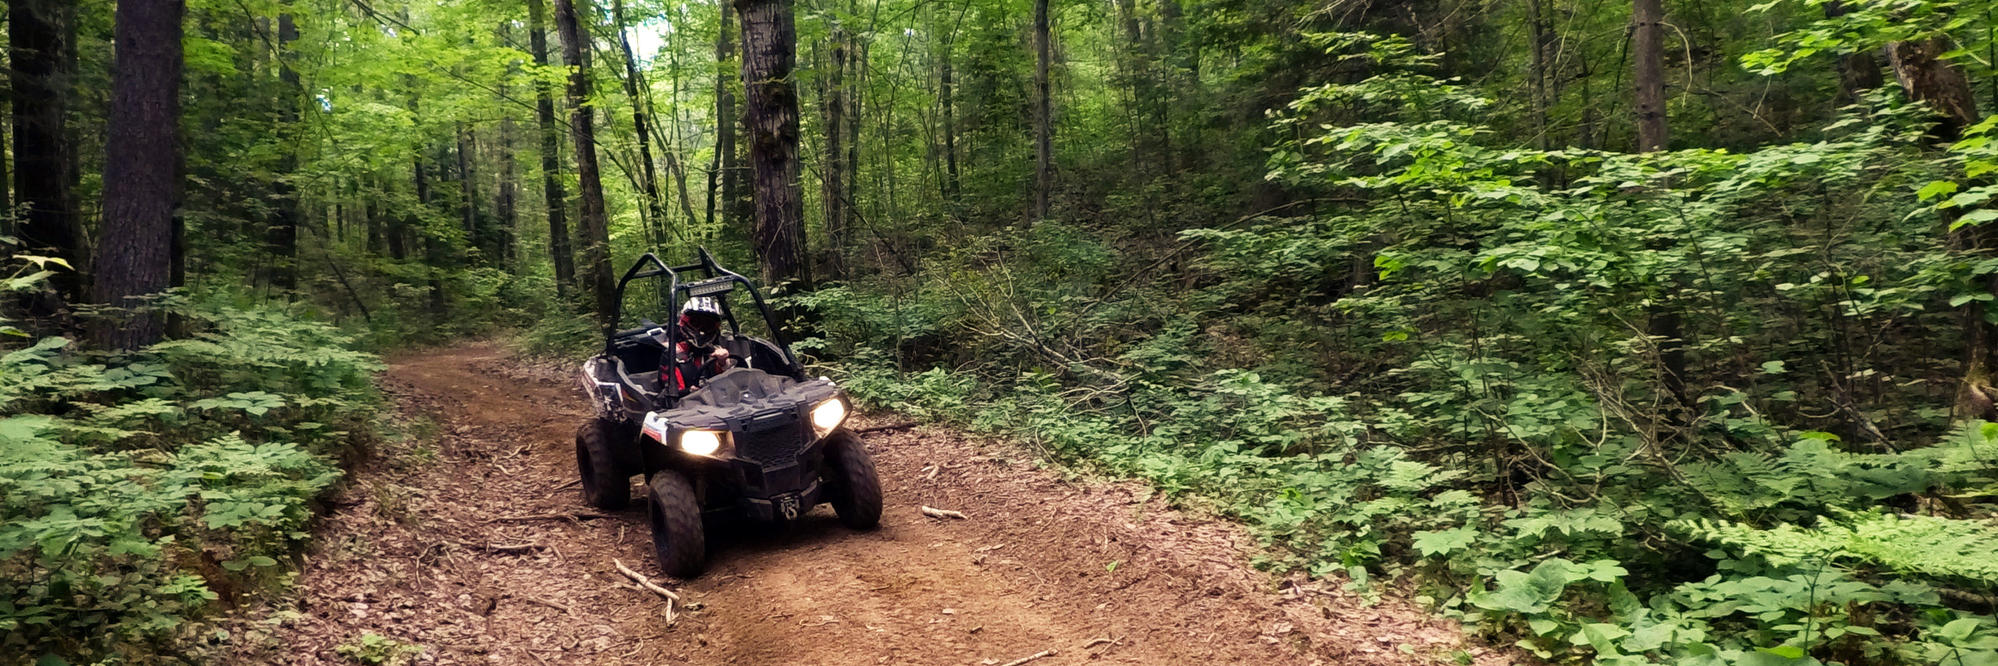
(608, 248, 802, 401)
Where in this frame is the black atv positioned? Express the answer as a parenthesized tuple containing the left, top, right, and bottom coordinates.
(575, 249, 882, 577)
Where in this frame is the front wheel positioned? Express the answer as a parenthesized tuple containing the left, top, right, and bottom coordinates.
(825, 431, 882, 530)
(646, 471, 707, 578)
(576, 419, 629, 510)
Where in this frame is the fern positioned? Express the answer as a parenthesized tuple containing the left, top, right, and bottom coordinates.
(1675, 510, 1998, 585)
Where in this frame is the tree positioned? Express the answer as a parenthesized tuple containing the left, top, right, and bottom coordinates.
(820, 14, 848, 277)
(528, 0, 576, 298)
(1032, 0, 1053, 221)
(1631, 0, 1689, 419)
(267, 11, 302, 292)
(710, 2, 746, 232)
(92, 0, 185, 349)
(612, 0, 670, 242)
(736, 0, 808, 288)
(552, 0, 618, 331)
(10, 0, 82, 303)
(1631, 0, 1668, 152)
(1885, 38, 1979, 143)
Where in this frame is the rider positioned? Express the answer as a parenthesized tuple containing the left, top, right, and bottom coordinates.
(665, 296, 736, 391)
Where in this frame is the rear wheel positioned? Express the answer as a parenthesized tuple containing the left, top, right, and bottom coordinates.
(576, 419, 629, 510)
(825, 431, 882, 530)
(646, 471, 707, 578)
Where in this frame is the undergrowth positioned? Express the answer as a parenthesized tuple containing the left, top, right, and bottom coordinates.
(794, 32, 1998, 665)
(0, 297, 383, 663)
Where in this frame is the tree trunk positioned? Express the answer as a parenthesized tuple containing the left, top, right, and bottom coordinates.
(1630, 0, 1689, 420)
(736, 0, 809, 289)
(1525, 0, 1552, 150)
(663, 35, 702, 226)
(529, 0, 575, 298)
(1823, 1, 1884, 103)
(1631, 0, 1668, 152)
(1878, 37, 1998, 419)
(821, 24, 848, 278)
(1032, 0, 1053, 221)
(938, 21, 959, 201)
(266, 12, 301, 292)
(613, 0, 670, 246)
(1886, 37, 1980, 143)
(416, 153, 447, 318)
(91, 0, 183, 349)
(713, 3, 746, 233)
(553, 0, 619, 332)
(11, 0, 82, 303)
(497, 30, 520, 272)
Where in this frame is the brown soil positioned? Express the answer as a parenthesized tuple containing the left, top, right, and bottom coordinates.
(226, 345, 1504, 665)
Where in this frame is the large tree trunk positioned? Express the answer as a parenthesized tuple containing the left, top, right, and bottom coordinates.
(267, 12, 301, 292)
(529, 0, 575, 299)
(553, 0, 619, 332)
(11, 0, 82, 303)
(736, 0, 808, 289)
(1880, 37, 1998, 419)
(1886, 37, 1980, 142)
(1032, 0, 1053, 222)
(91, 0, 184, 350)
(613, 0, 670, 244)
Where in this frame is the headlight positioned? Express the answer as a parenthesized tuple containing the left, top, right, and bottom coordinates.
(810, 398, 848, 435)
(680, 429, 725, 456)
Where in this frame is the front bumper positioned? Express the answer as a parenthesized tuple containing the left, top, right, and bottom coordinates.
(739, 478, 826, 521)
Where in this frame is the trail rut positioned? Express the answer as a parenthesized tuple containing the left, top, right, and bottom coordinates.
(227, 345, 1497, 665)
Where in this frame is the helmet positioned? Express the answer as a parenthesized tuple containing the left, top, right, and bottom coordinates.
(678, 297, 724, 346)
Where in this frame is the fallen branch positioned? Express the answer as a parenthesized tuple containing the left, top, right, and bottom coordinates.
(522, 596, 572, 614)
(856, 421, 918, 434)
(613, 558, 683, 602)
(998, 649, 1056, 666)
(920, 506, 968, 520)
(1081, 636, 1121, 648)
(486, 511, 612, 523)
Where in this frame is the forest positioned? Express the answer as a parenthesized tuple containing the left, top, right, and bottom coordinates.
(7, 0, 1998, 662)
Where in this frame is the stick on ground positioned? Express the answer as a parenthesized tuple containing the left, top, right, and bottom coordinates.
(855, 422, 918, 434)
(920, 506, 968, 520)
(486, 511, 611, 523)
(998, 649, 1056, 666)
(613, 558, 683, 602)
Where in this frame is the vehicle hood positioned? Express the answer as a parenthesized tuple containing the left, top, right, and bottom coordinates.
(654, 367, 841, 431)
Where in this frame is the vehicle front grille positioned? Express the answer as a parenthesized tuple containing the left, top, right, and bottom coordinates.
(735, 418, 809, 466)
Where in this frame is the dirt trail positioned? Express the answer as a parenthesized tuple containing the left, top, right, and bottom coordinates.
(229, 346, 1498, 665)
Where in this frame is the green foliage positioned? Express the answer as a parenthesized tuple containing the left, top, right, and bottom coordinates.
(806, 24, 1998, 665)
(0, 300, 379, 662)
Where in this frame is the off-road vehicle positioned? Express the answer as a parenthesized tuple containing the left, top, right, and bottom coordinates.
(575, 249, 882, 577)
